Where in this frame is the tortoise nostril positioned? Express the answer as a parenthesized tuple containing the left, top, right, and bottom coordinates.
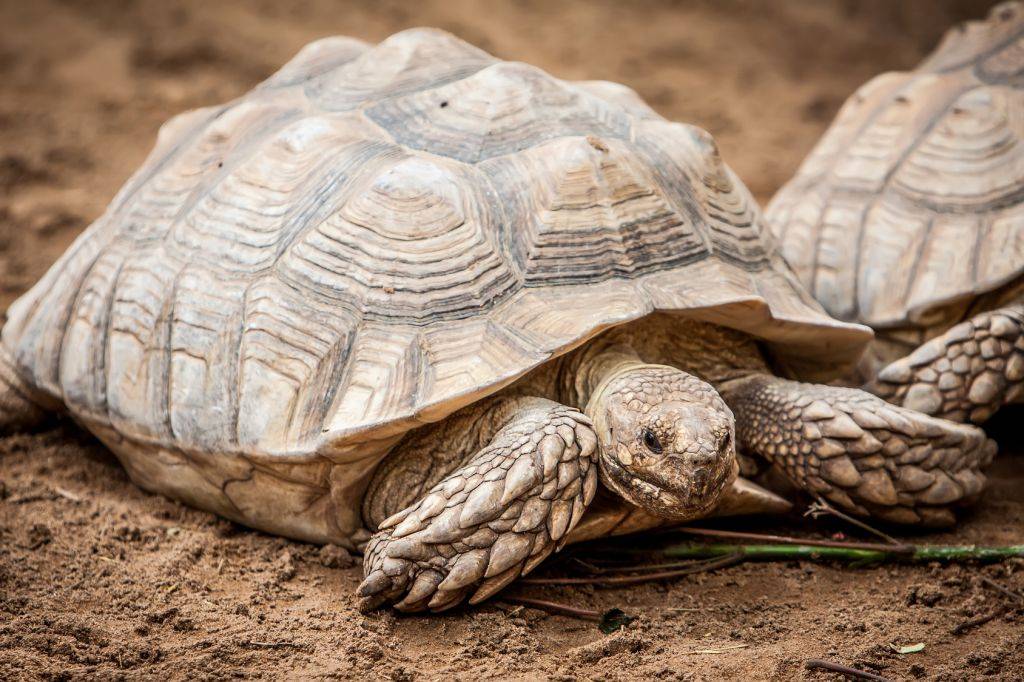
(687, 450, 720, 467)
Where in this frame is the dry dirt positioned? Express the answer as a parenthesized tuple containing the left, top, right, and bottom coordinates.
(0, 1, 1022, 680)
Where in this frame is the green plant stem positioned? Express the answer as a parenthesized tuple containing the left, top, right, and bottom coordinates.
(662, 543, 1024, 563)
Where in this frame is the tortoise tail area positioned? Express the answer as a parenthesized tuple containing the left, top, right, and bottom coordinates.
(0, 347, 53, 433)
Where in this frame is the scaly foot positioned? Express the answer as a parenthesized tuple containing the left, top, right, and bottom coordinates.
(722, 375, 996, 526)
(358, 400, 598, 612)
(869, 305, 1024, 424)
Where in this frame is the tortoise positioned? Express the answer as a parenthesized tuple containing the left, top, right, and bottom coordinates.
(767, 1, 1024, 427)
(0, 29, 994, 613)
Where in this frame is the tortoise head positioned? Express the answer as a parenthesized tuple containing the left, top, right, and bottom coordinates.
(587, 364, 737, 519)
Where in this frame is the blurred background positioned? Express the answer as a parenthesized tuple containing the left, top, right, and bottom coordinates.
(0, 0, 1001, 311)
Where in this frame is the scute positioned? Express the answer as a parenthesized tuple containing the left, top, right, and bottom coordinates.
(258, 36, 370, 89)
(305, 28, 496, 112)
(277, 154, 517, 322)
(366, 62, 632, 163)
(237, 279, 358, 451)
(105, 251, 180, 442)
(921, 1, 1024, 72)
(572, 81, 661, 120)
(634, 121, 767, 266)
(167, 265, 248, 450)
(895, 87, 1024, 210)
(481, 135, 708, 284)
(767, 4, 1024, 329)
(2, 29, 868, 481)
(344, 158, 466, 240)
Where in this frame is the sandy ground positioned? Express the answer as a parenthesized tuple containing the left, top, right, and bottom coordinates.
(1, 0, 1022, 679)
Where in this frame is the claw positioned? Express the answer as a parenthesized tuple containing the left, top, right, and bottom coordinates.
(357, 569, 391, 598)
(427, 586, 469, 612)
(357, 592, 392, 614)
(394, 570, 444, 611)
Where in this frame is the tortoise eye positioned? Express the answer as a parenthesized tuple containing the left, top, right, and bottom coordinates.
(642, 428, 663, 454)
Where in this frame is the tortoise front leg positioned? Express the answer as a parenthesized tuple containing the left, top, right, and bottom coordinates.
(868, 304, 1024, 424)
(720, 375, 996, 526)
(358, 397, 598, 612)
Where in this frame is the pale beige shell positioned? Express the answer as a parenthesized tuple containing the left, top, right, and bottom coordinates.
(767, 2, 1024, 331)
(1, 29, 866, 542)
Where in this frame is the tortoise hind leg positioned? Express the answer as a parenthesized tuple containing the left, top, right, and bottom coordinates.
(868, 305, 1024, 424)
(720, 374, 996, 527)
(358, 396, 598, 613)
(0, 350, 52, 433)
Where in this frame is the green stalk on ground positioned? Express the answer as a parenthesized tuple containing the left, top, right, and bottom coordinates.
(661, 543, 1024, 563)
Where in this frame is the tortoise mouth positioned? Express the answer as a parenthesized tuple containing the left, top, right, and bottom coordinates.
(599, 451, 731, 520)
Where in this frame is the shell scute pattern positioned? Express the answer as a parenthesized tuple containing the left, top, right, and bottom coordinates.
(58, 243, 132, 417)
(2, 28, 868, 464)
(366, 61, 632, 163)
(572, 81, 661, 120)
(767, 5, 1024, 329)
(116, 101, 288, 244)
(257, 36, 370, 90)
(104, 252, 181, 442)
(480, 136, 708, 285)
(277, 154, 517, 321)
(167, 266, 248, 450)
(894, 87, 1024, 212)
(237, 279, 357, 451)
(920, 2, 1023, 72)
(167, 115, 361, 272)
(976, 29, 1024, 85)
(634, 121, 768, 267)
(304, 28, 496, 112)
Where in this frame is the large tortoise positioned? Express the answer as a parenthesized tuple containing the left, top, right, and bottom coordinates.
(0, 29, 994, 612)
(767, 2, 1024, 426)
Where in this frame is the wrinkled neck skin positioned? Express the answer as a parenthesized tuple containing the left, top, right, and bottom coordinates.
(575, 341, 738, 520)
(575, 343, 647, 408)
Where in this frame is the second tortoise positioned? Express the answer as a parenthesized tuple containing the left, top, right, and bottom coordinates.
(768, 2, 1024, 427)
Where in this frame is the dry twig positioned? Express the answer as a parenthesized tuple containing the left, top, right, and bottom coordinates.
(245, 640, 304, 649)
(979, 575, 1024, 603)
(499, 596, 601, 621)
(805, 658, 892, 682)
(806, 498, 901, 545)
(675, 526, 914, 554)
(520, 553, 744, 586)
(683, 643, 748, 655)
(661, 542, 1024, 563)
(952, 607, 1009, 635)
(53, 486, 83, 502)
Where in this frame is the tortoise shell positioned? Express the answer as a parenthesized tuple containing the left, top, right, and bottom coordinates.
(2, 30, 866, 540)
(767, 3, 1024, 333)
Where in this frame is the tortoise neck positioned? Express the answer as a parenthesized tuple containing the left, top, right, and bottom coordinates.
(573, 342, 647, 413)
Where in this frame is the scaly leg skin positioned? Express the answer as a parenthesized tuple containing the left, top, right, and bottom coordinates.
(721, 375, 997, 527)
(868, 305, 1024, 424)
(358, 397, 598, 613)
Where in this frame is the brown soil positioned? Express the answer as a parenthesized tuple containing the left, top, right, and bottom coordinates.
(1, 1, 1021, 679)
